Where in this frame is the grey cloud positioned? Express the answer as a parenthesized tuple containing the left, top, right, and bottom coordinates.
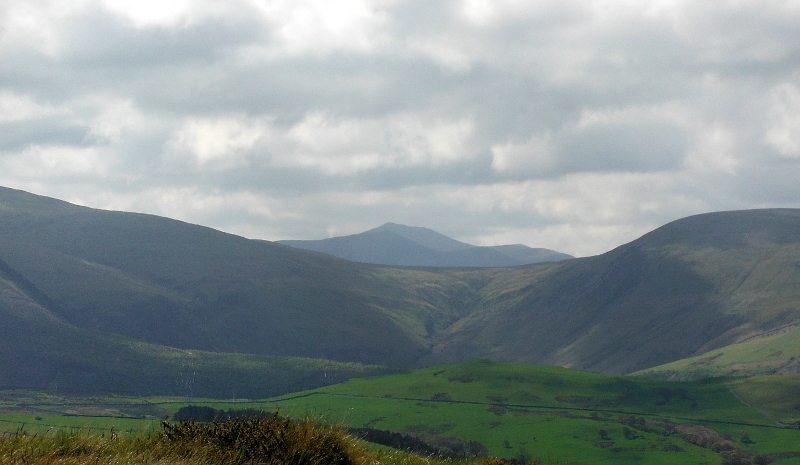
(132, 53, 464, 117)
(0, 118, 90, 151)
(557, 122, 688, 174)
(61, 9, 266, 68)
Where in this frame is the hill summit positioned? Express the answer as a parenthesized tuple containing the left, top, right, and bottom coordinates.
(279, 223, 573, 267)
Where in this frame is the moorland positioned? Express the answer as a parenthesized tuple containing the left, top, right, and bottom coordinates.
(1, 185, 800, 464)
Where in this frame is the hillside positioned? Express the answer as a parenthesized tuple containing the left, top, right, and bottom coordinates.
(279, 222, 573, 267)
(426, 209, 800, 373)
(2, 186, 800, 394)
(635, 324, 800, 380)
(265, 360, 800, 465)
(0, 257, 385, 397)
(0, 187, 476, 367)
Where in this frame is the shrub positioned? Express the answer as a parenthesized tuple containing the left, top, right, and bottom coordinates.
(161, 413, 364, 465)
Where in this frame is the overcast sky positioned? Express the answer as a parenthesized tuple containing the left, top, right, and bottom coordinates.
(2, 0, 800, 256)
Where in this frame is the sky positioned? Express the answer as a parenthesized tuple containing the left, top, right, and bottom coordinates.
(1, 0, 800, 257)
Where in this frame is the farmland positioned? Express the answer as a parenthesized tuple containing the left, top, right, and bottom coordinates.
(2, 361, 799, 465)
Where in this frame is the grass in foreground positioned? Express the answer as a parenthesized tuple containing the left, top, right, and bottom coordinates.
(0, 415, 521, 465)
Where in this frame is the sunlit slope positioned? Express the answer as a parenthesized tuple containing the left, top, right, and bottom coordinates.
(728, 374, 800, 426)
(266, 360, 800, 465)
(636, 325, 800, 380)
(428, 209, 800, 373)
(0, 186, 471, 367)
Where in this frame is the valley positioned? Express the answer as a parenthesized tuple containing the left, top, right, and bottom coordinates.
(2, 185, 800, 464)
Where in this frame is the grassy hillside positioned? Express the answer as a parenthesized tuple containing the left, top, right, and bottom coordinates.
(0, 262, 385, 397)
(0, 186, 477, 368)
(259, 361, 800, 465)
(636, 325, 800, 380)
(427, 209, 800, 373)
(0, 307, 385, 398)
(727, 374, 800, 426)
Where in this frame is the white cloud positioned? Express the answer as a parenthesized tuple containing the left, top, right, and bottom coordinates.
(0, 92, 69, 123)
(685, 124, 740, 174)
(252, 0, 391, 56)
(491, 134, 557, 175)
(0, 145, 112, 180)
(764, 83, 800, 158)
(0, 1, 76, 56)
(168, 117, 264, 166)
(101, 0, 194, 27)
(86, 98, 148, 143)
(267, 111, 477, 175)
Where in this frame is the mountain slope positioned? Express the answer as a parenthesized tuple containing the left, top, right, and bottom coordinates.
(3, 186, 800, 387)
(635, 324, 800, 380)
(0, 257, 385, 397)
(279, 223, 573, 267)
(372, 222, 473, 252)
(0, 186, 475, 368)
(426, 209, 800, 373)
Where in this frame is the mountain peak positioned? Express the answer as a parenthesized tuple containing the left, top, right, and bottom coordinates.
(370, 223, 471, 253)
(280, 223, 573, 267)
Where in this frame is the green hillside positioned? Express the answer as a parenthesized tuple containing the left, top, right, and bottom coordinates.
(427, 209, 800, 373)
(260, 361, 800, 465)
(637, 325, 800, 380)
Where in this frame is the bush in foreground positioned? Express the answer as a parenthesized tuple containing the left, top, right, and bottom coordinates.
(0, 415, 535, 465)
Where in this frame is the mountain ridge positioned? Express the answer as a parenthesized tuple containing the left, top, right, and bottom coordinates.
(1, 186, 799, 395)
(279, 222, 573, 267)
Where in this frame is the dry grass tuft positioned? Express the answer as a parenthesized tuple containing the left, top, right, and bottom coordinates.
(0, 416, 530, 465)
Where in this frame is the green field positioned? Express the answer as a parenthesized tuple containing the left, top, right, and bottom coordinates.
(2, 361, 799, 465)
(260, 361, 800, 465)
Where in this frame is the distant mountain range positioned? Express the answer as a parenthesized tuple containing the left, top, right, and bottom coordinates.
(1, 185, 799, 396)
(278, 222, 573, 267)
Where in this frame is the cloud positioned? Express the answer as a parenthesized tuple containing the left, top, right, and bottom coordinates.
(491, 104, 690, 177)
(764, 83, 800, 158)
(1, 0, 799, 256)
(168, 117, 264, 167)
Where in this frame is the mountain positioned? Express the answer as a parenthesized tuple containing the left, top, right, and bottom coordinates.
(0, 256, 385, 397)
(279, 222, 573, 267)
(2, 186, 800, 396)
(425, 209, 800, 373)
(0, 186, 474, 370)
